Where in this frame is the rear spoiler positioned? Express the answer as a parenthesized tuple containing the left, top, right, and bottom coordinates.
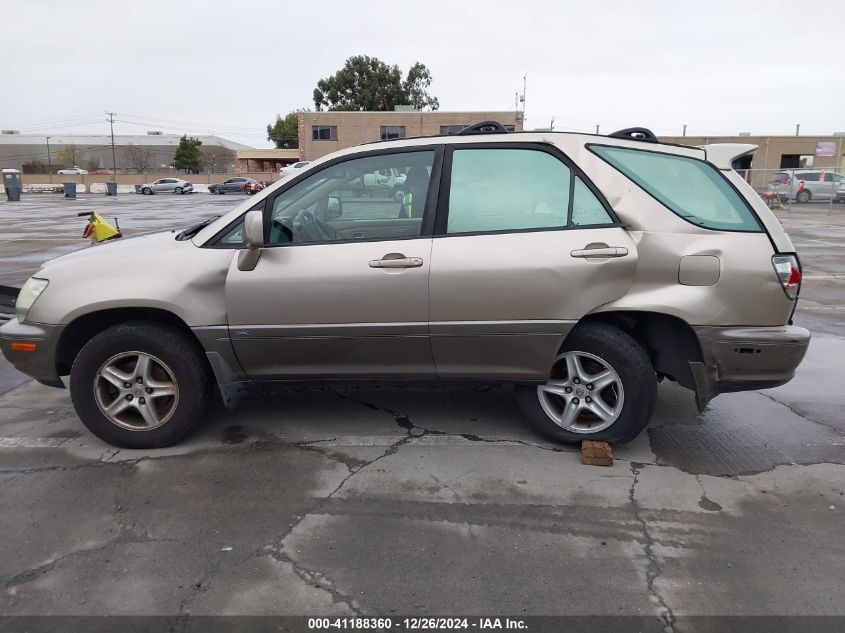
(698, 143, 758, 170)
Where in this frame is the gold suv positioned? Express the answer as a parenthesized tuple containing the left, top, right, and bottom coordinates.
(1, 124, 810, 448)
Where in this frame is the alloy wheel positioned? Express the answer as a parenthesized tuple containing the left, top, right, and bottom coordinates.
(537, 351, 624, 434)
(93, 351, 180, 431)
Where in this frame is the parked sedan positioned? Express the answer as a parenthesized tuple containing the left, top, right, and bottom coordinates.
(209, 177, 259, 194)
(57, 166, 88, 175)
(139, 178, 193, 195)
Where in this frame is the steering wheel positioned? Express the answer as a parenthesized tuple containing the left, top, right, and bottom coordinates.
(293, 210, 336, 242)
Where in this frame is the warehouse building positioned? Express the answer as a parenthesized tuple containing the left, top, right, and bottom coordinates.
(0, 130, 251, 174)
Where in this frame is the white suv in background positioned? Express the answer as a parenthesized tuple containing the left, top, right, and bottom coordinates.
(279, 161, 311, 179)
(769, 169, 845, 203)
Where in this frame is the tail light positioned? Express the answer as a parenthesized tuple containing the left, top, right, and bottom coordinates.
(772, 254, 801, 300)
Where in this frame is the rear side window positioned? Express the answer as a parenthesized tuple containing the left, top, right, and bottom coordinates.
(447, 149, 571, 234)
(590, 145, 761, 232)
(572, 177, 613, 226)
(797, 173, 819, 182)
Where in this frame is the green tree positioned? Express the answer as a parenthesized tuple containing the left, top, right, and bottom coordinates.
(313, 55, 439, 111)
(172, 135, 202, 173)
(266, 110, 304, 149)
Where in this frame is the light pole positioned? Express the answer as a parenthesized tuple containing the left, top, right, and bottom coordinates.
(46, 136, 52, 183)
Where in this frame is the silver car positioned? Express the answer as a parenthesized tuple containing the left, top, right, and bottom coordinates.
(0, 124, 810, 449)
(139, 178, 193, 195)
(769, 169, 845, 203)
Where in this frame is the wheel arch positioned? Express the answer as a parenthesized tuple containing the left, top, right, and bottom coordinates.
(573, 310, 704, 390)
(55, 307, 204, 376)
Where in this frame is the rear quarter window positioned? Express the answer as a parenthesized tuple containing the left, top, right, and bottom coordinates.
(589, 145, 762, 232)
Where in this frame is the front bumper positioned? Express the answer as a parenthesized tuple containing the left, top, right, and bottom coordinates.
(0, 319, 65, 388)
(689, 324, 810, 410)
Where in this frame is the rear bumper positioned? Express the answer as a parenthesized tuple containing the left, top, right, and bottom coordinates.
(0, 319, 65, 388)
(689, 324, 810, 409)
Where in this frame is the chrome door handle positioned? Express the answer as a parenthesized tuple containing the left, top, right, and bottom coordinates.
(570, 246, 628, 258)
(369, 254, 424, 268)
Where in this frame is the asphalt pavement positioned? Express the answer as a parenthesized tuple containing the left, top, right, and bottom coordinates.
(0, 193, 843, 624)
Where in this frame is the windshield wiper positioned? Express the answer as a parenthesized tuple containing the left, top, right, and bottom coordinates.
(176, 216, 218, 241)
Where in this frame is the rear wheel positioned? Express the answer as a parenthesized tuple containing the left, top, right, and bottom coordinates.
(70, 322, 212, 448)
(796, 190, 811, 203)
(516, 322, 656, 444)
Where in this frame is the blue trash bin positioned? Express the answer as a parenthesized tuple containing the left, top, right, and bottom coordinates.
(106, 182, 117, 196)
(6, 187, 21, 201)
(63, 183, 77, 199)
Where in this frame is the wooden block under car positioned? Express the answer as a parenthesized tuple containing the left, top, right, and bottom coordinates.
(580, 440, 614, 466)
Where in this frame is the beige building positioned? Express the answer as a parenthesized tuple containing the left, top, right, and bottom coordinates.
(297, 111, 522, 161)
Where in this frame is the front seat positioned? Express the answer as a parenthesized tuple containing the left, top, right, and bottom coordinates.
(397, 166, 430, 218)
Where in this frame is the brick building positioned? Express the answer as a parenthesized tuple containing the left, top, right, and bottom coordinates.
(297, 111, 522, 161)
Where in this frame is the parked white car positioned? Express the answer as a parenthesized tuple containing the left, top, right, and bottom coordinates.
(139, 178, 193, 195)
(57, 166, 88, 175)
(279, 161, 310, 179)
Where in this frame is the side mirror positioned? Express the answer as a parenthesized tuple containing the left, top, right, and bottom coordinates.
(238, 210, 264, 271)
(326, 196, 343, 219)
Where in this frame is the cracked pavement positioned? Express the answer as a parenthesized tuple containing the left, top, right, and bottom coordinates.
(0, 200, 843, 623)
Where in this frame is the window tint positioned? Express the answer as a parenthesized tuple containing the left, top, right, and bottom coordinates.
(797, 173, 819, 182)
(446, 149, 571, 234)
(267, 150, 434, 245)
(590, 145, 761, 232)
(572, 177, 613, 226)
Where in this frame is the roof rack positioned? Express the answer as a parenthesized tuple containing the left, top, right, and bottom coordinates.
(457, 120, 509, 136)
(608, 127, 659, 143)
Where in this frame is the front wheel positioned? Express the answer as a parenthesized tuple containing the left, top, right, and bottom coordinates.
(516, 322, 656, 444)
(69, 322, 212, 448)
(142, 187, 152, 195)
(174, 186, 183, 194)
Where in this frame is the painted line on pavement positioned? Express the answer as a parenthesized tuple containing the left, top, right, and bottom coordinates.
(0, 437, 74, 448)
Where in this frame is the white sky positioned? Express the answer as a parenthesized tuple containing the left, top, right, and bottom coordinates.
(2, 0, 843, 147)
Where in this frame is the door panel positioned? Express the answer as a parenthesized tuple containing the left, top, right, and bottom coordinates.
(429, 228, 637, 380)
(331, 218, 422, 240)
(225, 239, 435, 379)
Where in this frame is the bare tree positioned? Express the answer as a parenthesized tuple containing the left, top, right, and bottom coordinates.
(55, 144, 81, 168)
(125, 144, 154, 173)
(201, 144, 235, 173)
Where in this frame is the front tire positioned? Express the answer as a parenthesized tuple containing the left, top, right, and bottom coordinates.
(516, 322, 656, 444)
(69, 322, 212, 448)
(142, 187, 152, 195)
(174, 186, 183, 194)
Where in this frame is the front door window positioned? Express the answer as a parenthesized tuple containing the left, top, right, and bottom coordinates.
(267, 151, 435, 245)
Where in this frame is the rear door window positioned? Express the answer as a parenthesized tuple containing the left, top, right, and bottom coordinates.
(571, 177, 614, 226)
(590, 145, 762, 232)
(445, 148, 571, 234)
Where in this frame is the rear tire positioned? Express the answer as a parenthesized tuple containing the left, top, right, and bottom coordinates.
(516, 322, 656, 444)
(69, 321, 212, 448)
(796, 190, 811, 203)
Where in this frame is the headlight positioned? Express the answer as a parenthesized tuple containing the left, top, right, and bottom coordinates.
(15, 277, 49, 323)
